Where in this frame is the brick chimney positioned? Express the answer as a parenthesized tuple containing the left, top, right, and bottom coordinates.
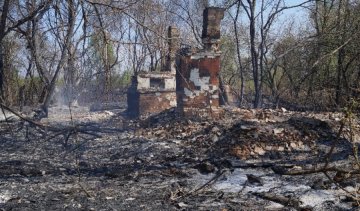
(201, 7, 225, 51)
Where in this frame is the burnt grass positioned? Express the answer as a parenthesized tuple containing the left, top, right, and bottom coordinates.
(0, 107, 359, 210)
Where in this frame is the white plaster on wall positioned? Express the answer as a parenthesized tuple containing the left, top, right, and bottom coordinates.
(171, 62, 176, 73)
(137, 77, 149, 89)
(183, 68, 221, 100)
(165, 93, 177, 107)
(137, 72, 176, 91)
(189, 68, 210, 89)
(184, 88, 194, 98)
(211, 85, 218, 90)
(165, 78, 176, 90)
(190, 51, 220, 60)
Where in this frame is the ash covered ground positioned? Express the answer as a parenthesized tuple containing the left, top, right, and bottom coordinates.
(0, 104, 359, 210)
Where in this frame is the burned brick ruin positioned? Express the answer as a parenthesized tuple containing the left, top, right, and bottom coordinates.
(177, 7, 225, 118)
(128, 7, 225, 118)
(127, 26, 179, 117)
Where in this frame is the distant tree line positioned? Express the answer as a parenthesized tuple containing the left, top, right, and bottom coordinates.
(0, 0, 359, 115)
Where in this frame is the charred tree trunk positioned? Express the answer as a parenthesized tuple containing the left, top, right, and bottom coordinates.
(233, 1, 244, 107)
(42, 0, 75, 116)
(0, 46, 4, 101)
(335, 48, 344, 106)
(0, 0, 10, 102)
(248, 1, 260, 108)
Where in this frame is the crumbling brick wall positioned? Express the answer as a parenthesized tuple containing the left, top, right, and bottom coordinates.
(177, 51, 222, 116)
(127, 27, 179, 118)
(127, 8, 225, 118)
(176, 7, 225, 118)
(127, 71, 177, 117)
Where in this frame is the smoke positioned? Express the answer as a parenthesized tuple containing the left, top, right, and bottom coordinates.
(52, 85, 79, 107)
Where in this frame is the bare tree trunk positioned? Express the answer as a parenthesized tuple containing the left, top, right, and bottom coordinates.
(233, 1, 244, 107)
(0, 0, 10, 102)
(335, 48, 344, 105)
(64, 45, 77, 106)
(0, 46, 4, 101)
(0, 0, 51, 103)
(42, 0, 75, 116)
(247, 0, 261, 108)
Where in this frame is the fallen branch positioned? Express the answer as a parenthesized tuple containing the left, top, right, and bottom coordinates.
(173, 169, 227, 200)
(78, 182, 94, 198)
(271, 165, 360, 176)
(253, 192, 301, 209)
(232, 162, 276, 169)
(323, 171, 360, 204)
(190, 169, 226, 194)
(0, 103, 46, 128)
(0, 103, 102, 139)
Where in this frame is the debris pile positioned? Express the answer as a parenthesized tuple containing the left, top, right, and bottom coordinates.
(0, 104, 359, 210)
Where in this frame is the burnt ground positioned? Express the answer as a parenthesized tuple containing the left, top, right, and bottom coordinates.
(0, 106, 359, 210)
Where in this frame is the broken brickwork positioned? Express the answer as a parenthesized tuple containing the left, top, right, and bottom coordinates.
(176, 7, 225, 118)
(127, 8, 225, 118)
(127, 27, 179, 117)
(166, 26, 180, 73)
(127, 72, 177, 117)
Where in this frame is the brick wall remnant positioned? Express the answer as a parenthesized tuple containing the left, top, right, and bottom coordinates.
(127, 27, 179, 118)
(202, 7, 225, 51)
(127, 7, 225, 119)
(166, 26, 180, 73)
(177, 7, 225, 118)
(127, 72, 176, 117)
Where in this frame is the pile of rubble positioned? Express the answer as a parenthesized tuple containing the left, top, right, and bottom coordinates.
(132, 107, 347, 159)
